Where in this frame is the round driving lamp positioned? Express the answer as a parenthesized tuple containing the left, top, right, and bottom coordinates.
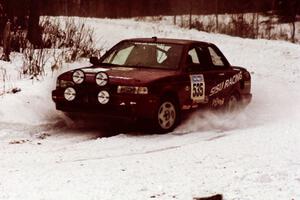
(72, 70, 85, 84)
(97, 90, 110, 104)
(96, 72, 109, 86)
(64, 87, 76, 101)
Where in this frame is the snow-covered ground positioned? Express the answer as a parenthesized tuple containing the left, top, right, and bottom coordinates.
(0, 17, 300, 200)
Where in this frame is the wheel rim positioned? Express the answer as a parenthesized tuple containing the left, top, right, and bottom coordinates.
(227, 95, 238, 112)
(158, 101, 176, 130)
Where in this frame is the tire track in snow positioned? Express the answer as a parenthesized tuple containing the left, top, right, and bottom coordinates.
(56, 130, 230, 164)
(62, 145, 182, 163)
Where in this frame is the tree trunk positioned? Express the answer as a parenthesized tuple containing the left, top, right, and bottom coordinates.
(27, 0, 41, 47)
(189, 0, 192, 29)
(174, 15, 176, 25)
(3, 20, 11, 61)
(251, 13, 255, 38)
(215, 0, 219, 32)
(291, 21, 295, 43)
(256, 13, 259, 38)
(181, 15, 184, 27)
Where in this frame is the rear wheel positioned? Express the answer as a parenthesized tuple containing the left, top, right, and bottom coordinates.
(225, 93, 240, 112)
(155, 98, 180, 133)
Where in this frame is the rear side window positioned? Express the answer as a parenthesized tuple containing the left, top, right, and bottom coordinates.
(188, 48, 200, 64)
(208, 47, 225, 67)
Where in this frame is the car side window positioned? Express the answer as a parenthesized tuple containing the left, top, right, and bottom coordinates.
(187, 46, 210, 72)
(208, 47, 225, 67)
(188, 48, 200, 64)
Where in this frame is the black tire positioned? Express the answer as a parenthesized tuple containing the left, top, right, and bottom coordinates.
(155, 98, 180, 133)
(224, 93, 240, 113)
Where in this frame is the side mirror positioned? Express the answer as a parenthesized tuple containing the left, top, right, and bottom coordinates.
(90, 57, 99, 65)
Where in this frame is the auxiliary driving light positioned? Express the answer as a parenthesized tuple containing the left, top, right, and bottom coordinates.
(64, 87, 76, 101)
(97, 90, 110, 104)
(96, 72, 108, 86)
(72, 70, 85, 84)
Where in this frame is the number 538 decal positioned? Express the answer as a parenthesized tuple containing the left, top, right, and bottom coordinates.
(190, 74, 205, 103)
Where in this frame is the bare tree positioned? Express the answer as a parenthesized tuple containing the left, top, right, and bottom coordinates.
(276, 0, 299, 43)
(189, 0, 193, 29)
(27, 0, 42, 47)
(215, 0, 219, 32)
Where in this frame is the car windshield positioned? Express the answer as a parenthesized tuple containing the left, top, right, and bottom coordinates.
(101, 41, 183, 70)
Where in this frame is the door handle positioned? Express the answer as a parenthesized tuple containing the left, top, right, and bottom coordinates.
(218, 73, 225, 76)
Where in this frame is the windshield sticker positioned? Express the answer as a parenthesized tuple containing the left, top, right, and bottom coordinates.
(209, 71, 242, 96)
(112, 67, 135, 71)
(190, 74, 205, 103)
(82, 68, 109, 73)
(134, 42, 168, 46)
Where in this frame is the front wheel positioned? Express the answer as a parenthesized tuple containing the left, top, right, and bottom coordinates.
(155, 99, 180, 133)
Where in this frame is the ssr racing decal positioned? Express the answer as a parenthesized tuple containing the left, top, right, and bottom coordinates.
(209, 71, 242, 96)
(190, 74, 205, 103)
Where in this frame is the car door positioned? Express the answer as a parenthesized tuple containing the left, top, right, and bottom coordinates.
(180, 44, 213, 108)
(183, 43, 233, 108)
(204, 44, 244, 108)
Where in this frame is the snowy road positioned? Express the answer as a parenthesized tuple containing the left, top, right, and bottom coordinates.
(0, 18, 300, 200)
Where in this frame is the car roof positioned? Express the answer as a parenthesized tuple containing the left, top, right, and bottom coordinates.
(124, 37, 212, 46)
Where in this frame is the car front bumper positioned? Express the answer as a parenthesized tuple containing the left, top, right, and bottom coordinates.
(52, 89, 159, 120)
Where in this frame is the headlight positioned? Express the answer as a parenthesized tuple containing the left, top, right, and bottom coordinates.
(98, 90, 110, 104)
(117, 86, 148, 94)
(137, 87, 148, 94)
(64, 87, 76, 101)
(72, 70, 85, 84)
(96, 72, 109, 86)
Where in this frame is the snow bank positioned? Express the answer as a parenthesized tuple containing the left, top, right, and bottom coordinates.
(0, 55, 90, 126)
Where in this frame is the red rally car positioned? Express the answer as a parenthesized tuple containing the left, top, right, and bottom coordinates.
(52, 37, 252, 133)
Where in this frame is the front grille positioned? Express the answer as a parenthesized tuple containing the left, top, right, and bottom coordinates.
(80, 82, 118, 94)
(71, 83, 117, 105)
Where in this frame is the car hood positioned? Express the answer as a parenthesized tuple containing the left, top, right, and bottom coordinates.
(80, 66, 179, 85)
